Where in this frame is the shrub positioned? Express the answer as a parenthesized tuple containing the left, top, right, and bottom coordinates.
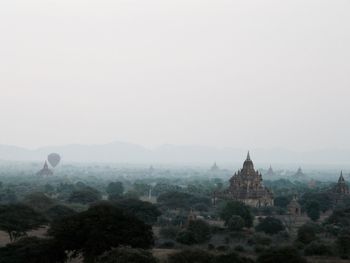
(159, 226, 180, 239)
(220, 201, 253, 228)
(213, 251, 254, 263)
(297, 223, 319, 244)
(255, 217, 285, 235)
(168, 249, 213, 263)
(257, 246, 307, 263)
(234, 245, 245, 252)
(227, 215, 245, 231)
(96, 247, 157, 263)
(304, 241, 334, 256)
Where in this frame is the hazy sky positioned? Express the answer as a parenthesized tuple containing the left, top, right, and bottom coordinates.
(0, 0, 349, 150)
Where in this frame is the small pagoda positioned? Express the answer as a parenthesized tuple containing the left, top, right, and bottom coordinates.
(36, 161, 53, 177)
(332, 171, 349, 205)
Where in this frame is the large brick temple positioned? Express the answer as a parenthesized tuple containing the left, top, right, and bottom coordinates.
(217, 152, 274, 207)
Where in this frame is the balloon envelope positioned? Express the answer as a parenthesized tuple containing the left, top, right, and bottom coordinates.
(48, 153, 61, 168)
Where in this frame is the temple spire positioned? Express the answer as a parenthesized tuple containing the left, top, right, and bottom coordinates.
(339, 171, 345, 182)
(246, 151, 251, 161)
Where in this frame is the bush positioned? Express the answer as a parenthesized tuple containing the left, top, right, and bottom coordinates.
(176, 230, 197, 245)
(168, 249, 213, 263)
(213, 251, 254, 263)
(234, 245, 245, 252)
(159, 226, 180, 239)
(157, 240, 175, 249)
(227, 215, 245, 231)
(297, 223, 319, 244)
(96, 247, 157, 263)
(257, 246, 307, 263)
(336, 228, 350, 256)
(220, 201, 253, 228)
(187, 219, 211, 243)
(255, 217, 285, 235)
(216, 245, 229, 252)
(304, 241, 334, 256)
(253, 233, 272, 246)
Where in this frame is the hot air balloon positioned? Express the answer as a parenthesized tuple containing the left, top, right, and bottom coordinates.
(47, 153, 61, 168)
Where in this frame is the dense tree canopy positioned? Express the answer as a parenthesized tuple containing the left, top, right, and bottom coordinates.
(168, 249, 214, 263)
(227, 215, 245, 231)
(68, 187, 101, 204)
(255, 217, 285, 235)
(96, 247, 157, 263)
(0, 204, 47, 241)
(220, 201, 253, 228)
(157, 191, 210, 210)
(0, 237, 66, 263)
(305, 200, 320, 221)
(113, 198, 161, 225)
(297, 223, 319, 244)
(23, 192, 56, 212)
(44, 204, 76, 222)
(48, 203, 154, 263)
(257, 247, 307, 263)
(106, 181, 124, 197)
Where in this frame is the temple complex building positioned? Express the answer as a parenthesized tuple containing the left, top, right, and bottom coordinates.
(217, 152, 274, 207)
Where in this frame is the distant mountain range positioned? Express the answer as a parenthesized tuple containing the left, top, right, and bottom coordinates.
(0, 142, 349, 167)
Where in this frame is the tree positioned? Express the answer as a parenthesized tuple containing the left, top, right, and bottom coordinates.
(0, 204, 47, 241)
(157, 191, 210, 210)
(187, 219, 211, 243)
(168, 249, 214, 263)
(227, 215, 245, 231)
(220, 201, 253, 228)
(113, 199, 161, 225)
(106, 182, 124, 197)
(300, 192, 332, 213)
(0, 237, 66, 263)
(297, 223, 319, 244)
(68, 187, 101, 204)
(325, 208, 350, 227)
(0, 188, 17, 203)
(44, 204, 76, 222)
(23, 192, 56, 212)
(336, 228, 350, 256)
(257, 247, 307, 263)
(255, 217, 285, 235)
(274, 196, 291, 209)
(214, 251, 254, 263)
(48, 203, 154, 263)
(305, 200, 320, 221)
(159, 225, 180, 239)
(97, 247, 157, 263)
(176, 230, 197, 245)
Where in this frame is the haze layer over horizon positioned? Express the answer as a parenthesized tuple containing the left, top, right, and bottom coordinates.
(1, 0, 349, 151)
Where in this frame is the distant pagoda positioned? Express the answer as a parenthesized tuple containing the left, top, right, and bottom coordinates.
(292, 167, 306, 180)
(210, 162, 220, 172)
(37, 161, 53, 177)
(287, 195, 302, 217)
(333, 171, 349, 193)
(331, 171, 349, 205)
(218, 152, 274, 207)
(265, 165, 275, 176)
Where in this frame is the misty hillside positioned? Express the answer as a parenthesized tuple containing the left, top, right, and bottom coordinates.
(0, 142, 349, 165)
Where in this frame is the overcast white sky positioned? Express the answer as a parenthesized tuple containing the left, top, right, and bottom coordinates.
(0, 0, 349, 150)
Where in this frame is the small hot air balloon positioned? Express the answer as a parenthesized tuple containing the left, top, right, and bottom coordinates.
(47, 153, 61, 168)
